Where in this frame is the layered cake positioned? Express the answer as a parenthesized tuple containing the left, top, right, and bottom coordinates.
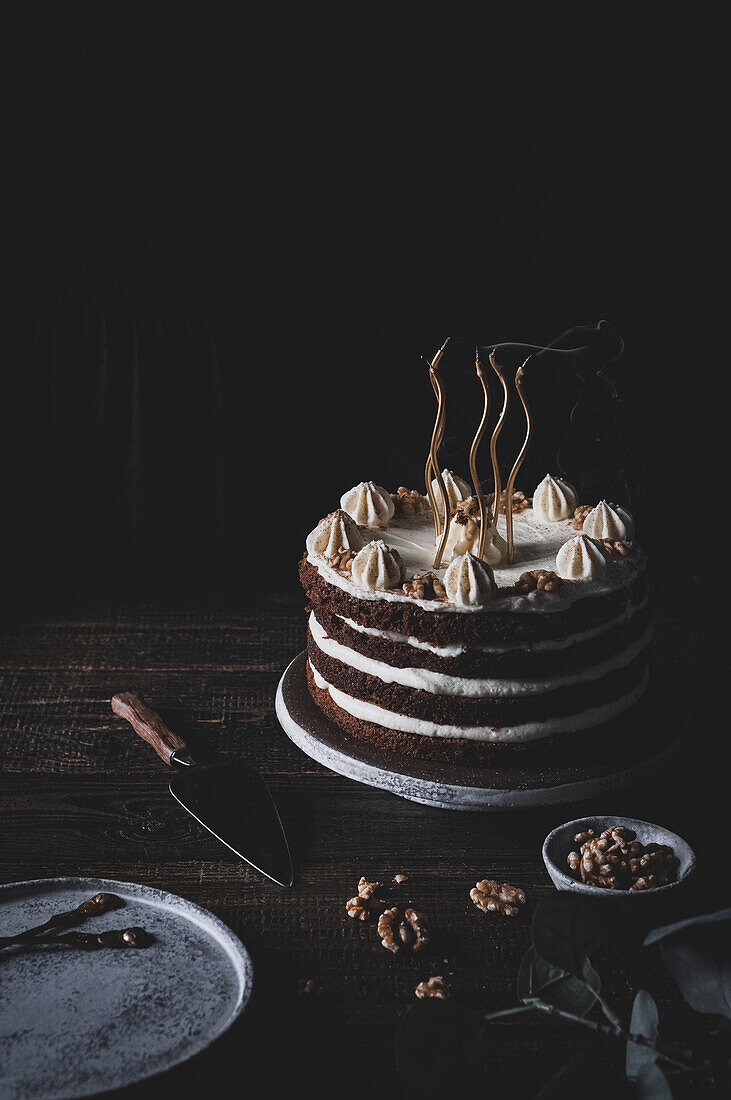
(299, 474, 651, 764)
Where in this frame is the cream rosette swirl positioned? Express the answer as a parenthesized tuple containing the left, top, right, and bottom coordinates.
(533, 474, 577, 522)
(350, 539, 405, 590)
(443, 552, 497, 607)
(340, 481, 395, 528)
(430, 469, 472, 512)
(556, 534, 608, 581)
(582, 500, 635, 541)
(306, 508, 365, 559)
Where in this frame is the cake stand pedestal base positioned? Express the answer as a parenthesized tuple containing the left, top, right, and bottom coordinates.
(275, 652, 687, 811)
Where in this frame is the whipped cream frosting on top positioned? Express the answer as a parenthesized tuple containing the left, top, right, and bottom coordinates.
(340, 481, 394, 528)
(556, 534, 608, 581)
(582, 500, 635, 541)
(443, 553, 496, 607)
(306, 508, 365, 558)
(532, 474, 577, 522)
(350, 539, 404, 590)
(307, 495, 642, 613)
(431, 469, 472, 512)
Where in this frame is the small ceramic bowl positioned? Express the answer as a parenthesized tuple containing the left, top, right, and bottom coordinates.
(542, 815, 696, 902)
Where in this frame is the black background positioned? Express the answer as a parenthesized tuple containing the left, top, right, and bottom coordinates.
(1, 10, 723, 596)
(1, 15, 727, 1097)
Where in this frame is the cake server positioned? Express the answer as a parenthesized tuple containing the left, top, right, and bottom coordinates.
(111, 692, 293, 887)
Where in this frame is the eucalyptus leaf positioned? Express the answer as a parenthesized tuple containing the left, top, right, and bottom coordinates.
(532, 893, 611, 978)
(626, 990, 659, 1080)
(643, 908, 731, 946)
(659, 926, 731, 1020)
(645, 910, 731, 1020)
(635, 1061, 673, 1099)
(396, 1000, 488, 1100)
(517, 945, 600, 1016)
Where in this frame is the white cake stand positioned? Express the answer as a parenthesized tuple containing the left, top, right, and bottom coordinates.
(275, 652, 688, 811)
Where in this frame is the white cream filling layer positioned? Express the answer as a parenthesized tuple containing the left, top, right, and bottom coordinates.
(310, 612, 652, 698)
(335, 593, 649, 658)
(309, 661, 650, 744)
(336, 615, 466, 657)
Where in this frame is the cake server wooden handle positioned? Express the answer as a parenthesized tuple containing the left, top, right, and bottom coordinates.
(111, 692, 188, 766)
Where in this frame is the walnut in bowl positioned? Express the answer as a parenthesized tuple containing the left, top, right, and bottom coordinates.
(542, 816, 695, 902)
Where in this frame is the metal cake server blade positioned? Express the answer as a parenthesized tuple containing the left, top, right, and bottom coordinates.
(169, 760, 293, 887)
(111, 692, 293, 887)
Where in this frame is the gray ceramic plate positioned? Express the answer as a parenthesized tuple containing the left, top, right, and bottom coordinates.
(0, 877, 254, 1099)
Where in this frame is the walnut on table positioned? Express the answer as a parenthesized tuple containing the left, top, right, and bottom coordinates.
(513, 569, 563, 594)
(377, 906, 430, 953)
(345, 895, 370, 920)
(402, 572, 447, 601)
(415, 976, 449, 1000)
(572, 504, 594, 530)
(566, 828, 677, 891)
(470, 879, 526, 917)
(345, 876, 383, 920)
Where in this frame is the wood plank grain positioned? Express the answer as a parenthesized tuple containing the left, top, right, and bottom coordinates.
(0, 585, 725, 1097)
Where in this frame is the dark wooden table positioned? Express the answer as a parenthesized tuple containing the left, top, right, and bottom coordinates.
(0, 577, 726, 1098)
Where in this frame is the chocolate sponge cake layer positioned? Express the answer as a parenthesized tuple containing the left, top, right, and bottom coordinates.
(309, 598, 652, 680)
(307, 628, 650, 728)
(305, 661, 648, 766)
(300, 555, 649, 647)
(305, 660, 541, 765)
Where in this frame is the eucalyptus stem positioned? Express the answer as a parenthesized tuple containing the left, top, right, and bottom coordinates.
(483, 1003, 538, 1022)
(531, 1001, 694, 1073)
